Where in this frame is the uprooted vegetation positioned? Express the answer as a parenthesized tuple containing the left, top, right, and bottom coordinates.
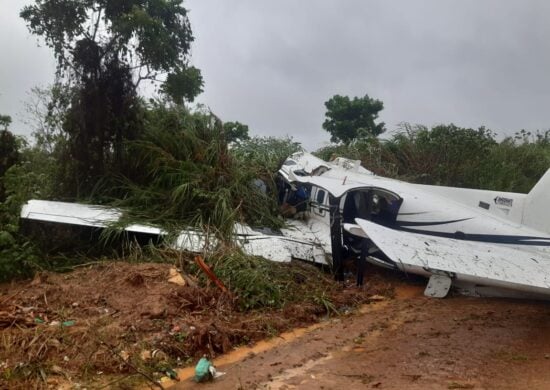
(0, 254, 394, 389)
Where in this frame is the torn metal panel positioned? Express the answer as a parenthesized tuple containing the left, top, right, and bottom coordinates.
(425, 275, 452, 298)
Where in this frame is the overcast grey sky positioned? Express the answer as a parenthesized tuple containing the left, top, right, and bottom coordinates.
(2, 1, 550, 150)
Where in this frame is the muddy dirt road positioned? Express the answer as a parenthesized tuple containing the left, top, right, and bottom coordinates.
(171, 284, 550, 390)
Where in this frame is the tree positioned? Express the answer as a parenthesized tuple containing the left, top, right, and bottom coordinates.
(20, 1, 202, 100)
(322, 94, 385, 144)
(0, 116, 19, 201)
(223, 121, 250, 144)
(0, 115, 11, 131)
(21, 1, 204, 197)
(23, 85, 69, 154)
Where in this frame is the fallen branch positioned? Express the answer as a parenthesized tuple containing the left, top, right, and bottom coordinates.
(194, 255, 228, 293)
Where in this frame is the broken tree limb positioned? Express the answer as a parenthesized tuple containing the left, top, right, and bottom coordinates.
(194, 256, 228, 293)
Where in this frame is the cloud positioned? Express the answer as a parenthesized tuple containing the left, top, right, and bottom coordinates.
(0, 1, 56, 137)
(187, 0, 550, 148)
(3, 0, 550, 149)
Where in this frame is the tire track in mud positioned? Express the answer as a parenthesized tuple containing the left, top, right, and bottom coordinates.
(170, 285, 550, 390)
(169, 285, 423, 389)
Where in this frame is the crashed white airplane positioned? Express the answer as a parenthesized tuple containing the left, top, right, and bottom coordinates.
(278, 152, 550, 299)
(20, 151, 550, 299)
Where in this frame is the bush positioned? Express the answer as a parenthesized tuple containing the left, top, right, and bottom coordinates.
(316, 123, 550, 193)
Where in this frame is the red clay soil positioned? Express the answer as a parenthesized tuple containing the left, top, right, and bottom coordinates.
(0, 261, 387, 389)
(172, 282, 550, 390)
(2, 261, 550, 389)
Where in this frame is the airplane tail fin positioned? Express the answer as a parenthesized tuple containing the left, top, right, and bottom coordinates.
(523, 168, 550, 234)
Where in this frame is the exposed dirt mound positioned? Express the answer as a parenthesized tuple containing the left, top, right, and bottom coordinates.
(0, 261, 388, 389)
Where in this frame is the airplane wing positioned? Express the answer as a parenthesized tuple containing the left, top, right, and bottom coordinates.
(20, 200, 164, 235)
(354, 218, 550, 298)
(20, 200, 329, 264)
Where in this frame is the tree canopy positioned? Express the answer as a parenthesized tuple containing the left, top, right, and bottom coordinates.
(0, 115, 11, 131)
(20, 0, 203, 100)
(21, 0, 204, 197)
(223, 121, 250, 144)
(322, 94, 385, 144)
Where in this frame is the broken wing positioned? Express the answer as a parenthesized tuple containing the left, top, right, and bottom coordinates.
(354, 218, 550, 297)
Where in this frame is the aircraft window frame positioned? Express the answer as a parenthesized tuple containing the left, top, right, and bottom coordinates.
(339, 186, 402, 225)
(312, 187, 328, 217)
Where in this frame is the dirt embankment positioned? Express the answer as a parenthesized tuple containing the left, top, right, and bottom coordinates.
(0, 261, 389, 389)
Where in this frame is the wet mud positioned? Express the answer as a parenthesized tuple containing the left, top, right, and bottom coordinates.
(171, 283, 550, 390)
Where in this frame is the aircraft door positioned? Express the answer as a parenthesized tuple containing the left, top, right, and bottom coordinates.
(311, 186, 329, 219)
(307, 186, 332, 251)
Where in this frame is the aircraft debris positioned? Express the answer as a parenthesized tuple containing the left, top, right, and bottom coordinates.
(279, 151, 550, 299)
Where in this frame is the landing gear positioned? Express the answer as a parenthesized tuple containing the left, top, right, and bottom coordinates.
(356, 239, 368, 286)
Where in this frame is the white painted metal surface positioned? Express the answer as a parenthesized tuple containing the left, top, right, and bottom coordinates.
(354, 218, 550, 297)
(424, 275, 452, 298)
(21, 200, 163, 235)
(21, 200, 329, 265)
(20, 151, 550, 300)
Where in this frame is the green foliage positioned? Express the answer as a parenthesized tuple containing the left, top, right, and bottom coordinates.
(0, 128, 20, 201)
(384, 123, 497, 186)
(479, 130, 550, 192)
(314, 136, 398, 177)
(323, 94, 385, 144)
(316, 123, 550, 193)
(231, 136, 302, 174)
(162, 66, 204, 104)
(0, 114, 11, 130)
(208, 250, 287, 310)
(0, 129, 59, 282)
(223, 121, 250, 144)
(99, 104, 292, 241)
(59, 61, 145, 197)
(196, 248, 334, 310)
(20, 1, 200, 88)
(23, 85, 70, 154)
(0, 177, 38, 283)
(21, 0, 204, 198)
(0, 237, 37, 282)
